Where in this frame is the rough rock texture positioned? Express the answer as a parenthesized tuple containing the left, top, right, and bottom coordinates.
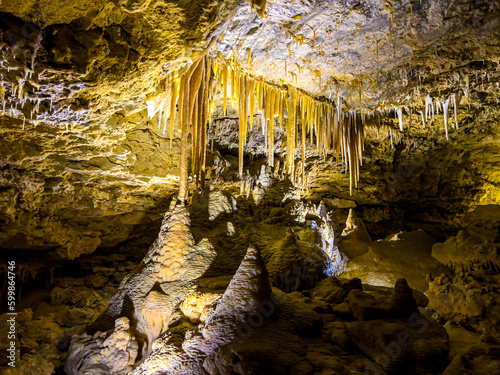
(0, 110, 179, 259)
(346, 315, 449, 375)
(0, 0, 499, 261)
(0, 258, 124, 374)
(64, 317, 138, 375)
(1, 0, 500, 373)
(338, 211, 452, 291)
(432, 205, 500, 272)
(426, 271, 500, 336)
(64, 201, 217, 372)
(267, 228, 332, 292)
(0, 0, 243, 258)
(443, 342, 500, 375)
(216, 0, 500, 106)
(129, 245, 272, 374)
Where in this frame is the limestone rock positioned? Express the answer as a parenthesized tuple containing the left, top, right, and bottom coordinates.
(50, 285, 103, 307)
(310, 276, 362, 304)
(341, 209, 372, 242)
(130, 245, 273, 374)
(324, 197, 357, 209)
(55, 306, 95, 327)
(346, 278, 419, 321)
(444, 322, 481, 360)
(208, 188, 237, 220)
(443, 342, 500, 375)
(180, 289, 223, 324)
(267, 229, 331, 292)
(341, 238, 452, 291)
(79, 201, 216, 365)
(84, 274, 109, 289)
(201, 245, 272, 347)
(7, 353, 55, 375)
(426, 271, 500, 336)
(65, 317, 138, 375)
(346, 314, 449, 374)
(321, 321, 358, 353)
(432, 206, 500, 273)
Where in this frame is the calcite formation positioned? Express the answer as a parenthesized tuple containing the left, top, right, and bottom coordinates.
(1, 0, 500, 374)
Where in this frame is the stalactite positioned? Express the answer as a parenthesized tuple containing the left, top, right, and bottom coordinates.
(270, 88, 277, 167)
(286, 90, 297, 176)
(249, 0, 267, 18)
(188, 58, 204, 125)
(443, 97, 450, 140)
(249, 79, 256, 130)
(169, 80, 178, 148)
(199, 57, 209, 189)
(418, 110, 425, 127)
(178, 73, 190, 202)
(396, 107, 403, 131)
(425, 94, 432, 123)
(153, 53, 367, 199)
(452, 93, 459, 129)
(238, 73, 247, 176)
(279, 90, 285, 131)
(158, 99, 163, 132)
(222, 64, 228, 115)
(177, 74, 186, 131)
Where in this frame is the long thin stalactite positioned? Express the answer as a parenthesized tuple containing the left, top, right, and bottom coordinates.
(147, 54, 366, 197)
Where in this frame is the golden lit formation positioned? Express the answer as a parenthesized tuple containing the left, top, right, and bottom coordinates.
(147, 53, 368, 195)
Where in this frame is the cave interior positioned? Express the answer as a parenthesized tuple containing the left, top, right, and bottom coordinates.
(0, 0, 500, 374)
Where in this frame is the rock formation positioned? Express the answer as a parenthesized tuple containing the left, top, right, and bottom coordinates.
(1, 0, 500, 373)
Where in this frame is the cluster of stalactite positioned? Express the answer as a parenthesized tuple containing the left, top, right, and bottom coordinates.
(147, 54, 366, 197)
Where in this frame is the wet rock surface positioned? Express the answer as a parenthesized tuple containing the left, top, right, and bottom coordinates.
(0, 0, 499, 373)
(0, 179, 498, 374)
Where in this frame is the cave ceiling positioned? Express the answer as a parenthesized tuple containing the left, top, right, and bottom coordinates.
(0, 0, 499, 258)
